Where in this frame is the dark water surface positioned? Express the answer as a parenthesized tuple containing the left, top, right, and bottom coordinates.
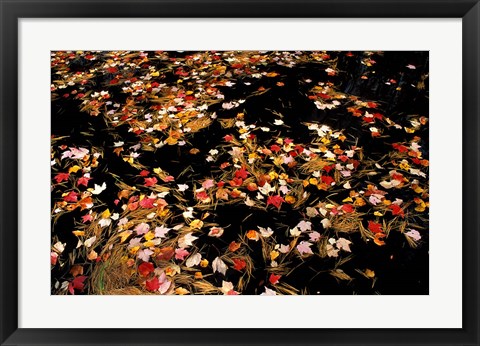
(52, 51, 428, 295)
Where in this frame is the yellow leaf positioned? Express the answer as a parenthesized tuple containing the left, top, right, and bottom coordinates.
(354, 197, 366, 207)
(151, 71, 159, 77)
(118, 230, 132, 243)
(365, 269, 375, 278)
(413, 185, 424, 193)
(101, 209, 111, 219)
(72, 230, 85, 237)
(159, 208, 170, 217)
(189, 219, 204, 229)
(399, 161, 410, 170)
(68, 165, 82, 173)
(415, 205, 426, 212)
(165, 265, 180, 276)
(165, 137, 178, 145)
(144, 231, 155, 241)
(285, 195, 296, 204)
(342, 197, 353, 203)
(373, 211, 383, 217)
(175, 287, 189, 295)
(268, 171, 278, 180)
(129, 246, 140, 255)
(143, 241, 155, 247)
(270, 250, 280, 261)
(200, 259, 209, 268)
(309, 178, 318, 185)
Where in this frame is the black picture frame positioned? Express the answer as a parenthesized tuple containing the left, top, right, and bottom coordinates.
(1, 0, 479, 345)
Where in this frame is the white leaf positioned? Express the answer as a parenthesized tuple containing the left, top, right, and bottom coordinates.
(53, 241, 65, 253)
(91, 182, 107, 195)
(186, 253, 202, 268)
(220, 280, 234, 294)
(278, 244, 290, 253)
(154, 225, 171, 238)
(405, 229, 422, 241)
(321, 218, 331, 229)
(99, 218, 112, 228)
(336, 238, 352, 252)
(178, 232, 198, 248)
(296, 220, 312, 232)
(260, 287, 277, 296)
(258, 226, 273, 238)
(137, 249, 154, 262)
(84, 236, 96, 248)
(290, 227, 302, 237)
(212, 257, 227, 275)
(177, 184, 189, 192)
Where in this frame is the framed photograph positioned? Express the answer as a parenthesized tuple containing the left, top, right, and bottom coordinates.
(1, 0, 478, 345)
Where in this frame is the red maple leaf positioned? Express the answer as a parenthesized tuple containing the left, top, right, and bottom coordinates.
(54, 172, 70, 183)
(411, 158, 422, 165)
(323, 164, 335, 173)
(391, 172, 404, 181)
(341, 204, 354, 213)
(224, 134, 233, 142)
(235, 167, 249, 179)
(270, 144, 281, 153)
(267, 195, 284, 209)
(321, 175, 335, 185)
(139, 197, 155, 209)
(145, 277, 160, 292)
(144, 177, 158, 187)
(162, 175, 175, 182)
(77, 176, 91, 187)
(368, 221, 383, 234)
(63, 191, 78, 203)
(139, 170, 150, 177)
(138, 262, 155, 277)
(175, 248, 189, 261)
(392, 143, 409, 153)
(195, 190, 210, 201)
(362, 116, 375, 123)
(82, 213, 93, 223)
(295, 145, 304, 154)
(233, 258, 247, 271)
(269, 273, 282, 285)
(68, 275, 87, 295)
(389, 204, 405, 218)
